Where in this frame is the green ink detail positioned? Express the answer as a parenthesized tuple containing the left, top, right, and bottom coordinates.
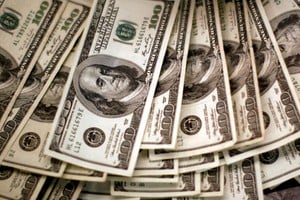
(0, 12, 19, 30)
(116, 23, 136, 41)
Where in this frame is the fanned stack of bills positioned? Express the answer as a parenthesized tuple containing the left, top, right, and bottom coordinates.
(0, 0, 300, 199)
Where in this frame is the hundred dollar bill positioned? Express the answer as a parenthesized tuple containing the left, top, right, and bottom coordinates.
(0, 0, 67, 129)
(40, 178, 84, 200)
(172, 167, 225, 198)
(80, 181, 140, 200)
(132, 150, 178, 176)
(82, 180, 111, 195)
(259, 139, 300, 189)
(150, 0, 236, 160)
(219, 0, 264, 148)
(179, 153, 219, 174)
(62, 164, 107, 182)
(108, 150, 180, 181)
(141, 0, 194, 149)
(6, 0, 92, 139)
(108, 174, 179, 183)
(44, 0, 180, 176)
(218, 157, 263, 200)
(1, 36, 86, 176)
(0, 166, 46, 200)
(224, 0, 300, 164)
(1, 66, 70, 176)
(36, 178, 56, 200)
(262, 0, 300, 99)
(79, 193, 140, 200)
(0, 0, 91, 168)
(199, 166, 224, 197)
(111, 172, 201, 198)
(174, 158, 263, 200)
(108, 149, 179, 179)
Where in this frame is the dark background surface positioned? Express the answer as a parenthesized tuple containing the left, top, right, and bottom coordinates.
(264, 179, 300, 200)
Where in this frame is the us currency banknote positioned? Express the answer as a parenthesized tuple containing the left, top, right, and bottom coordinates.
(36, 178, 56, 200)
(44, 0, 180, 176)
(150, 0, 237, 161)
(108, 153, 180, 183)
(0, 166, 46, 200)
(219, 0, 264, 148)
(82, 180, 111, 195)
(40, 178, 84, 200)
(262, 0, 300, 98)
(111, 172, 201, 198)
(79, 193, 140, 200)
(62, 164, 107, 182)
(132, 150, 179, 176)
(224, 0, 300, 164)
(108, 174, 179, 183)
(216, 157, 263, 200)
(174, 158, 263, 200)
(80, 181, 140, 200)
(259, 139, 300, 189)
(0, 0, 67, 129)
(1, 66, 70, 176)
(179, 153, 219, 174)
(1, 32, 86, 176)
(199, 166, 224, 197)
(0, 0, 90, 167)
(141, 0, 194, 149)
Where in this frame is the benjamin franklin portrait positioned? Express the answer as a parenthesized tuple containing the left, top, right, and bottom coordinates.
(0, 48, 42, 114)
(272, 11, 300, 75)
(13, 64, 44, 108)
(0, 49, 18, 104)
(13, 76, 41, 108)
(155, 47, 181, 96)
(73, 55, 148, 117)
(31, 68, 69, 122)
(183, 45, 222, 104)
(254, 47, 278, 95)
(224, 42, 251, 95)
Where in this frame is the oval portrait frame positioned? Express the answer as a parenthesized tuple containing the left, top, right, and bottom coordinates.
(155, 47, 181, 97)
(183, 45, 222, 105)
(32, 69, 70, 122)
(256, 49, 278, 96)
(0, 46, 18, 101)
(269, 10, 300, 33)
(73, 54, 144, 118)
(270, 10, 300, 75)
(0, 46, 18, 70)
(227, 52, 250, 95)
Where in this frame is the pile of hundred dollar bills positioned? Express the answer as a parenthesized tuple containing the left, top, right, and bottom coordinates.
(0, 0, 299, 199)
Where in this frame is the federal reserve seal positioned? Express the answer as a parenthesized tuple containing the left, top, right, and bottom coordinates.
(83, 127, 105, 147)
(259, 149, 279, 164)
(0, 166, 13, 180)
(263, 111, 270, 129)
(294, 138, 300, 151)
(19, 132, 41, 151)
(180, 115, 202, 135)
